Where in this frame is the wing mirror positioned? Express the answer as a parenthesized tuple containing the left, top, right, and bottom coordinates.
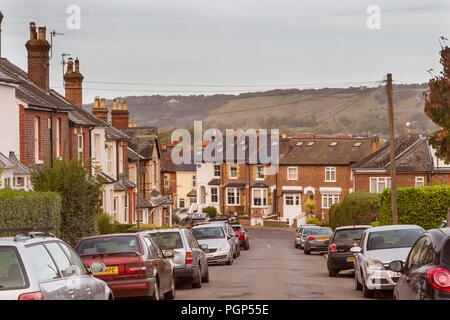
(200, 244, 208, 251)
(163, 250, 174, 259)
(89, 261, 107, 274)
(350, 246, 362, 253)
(389, 260, 404, 273)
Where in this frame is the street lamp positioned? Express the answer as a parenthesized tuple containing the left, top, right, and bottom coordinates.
(135, 135, 157, 232)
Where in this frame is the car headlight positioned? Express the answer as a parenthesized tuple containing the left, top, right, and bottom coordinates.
(219, 244, 230, 252)
(366, 259, 385, 270)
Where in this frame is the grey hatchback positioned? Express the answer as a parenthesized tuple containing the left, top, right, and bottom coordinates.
(0, 227, 111, 300)
(146, 228, 209, 288)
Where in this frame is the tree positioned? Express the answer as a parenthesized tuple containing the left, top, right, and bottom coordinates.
(32, 159, 102, 245)
(424, 45, 450, 163)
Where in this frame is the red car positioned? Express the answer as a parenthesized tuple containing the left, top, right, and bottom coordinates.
(74, 233, 175, 300)
(231, 224, 249, 250)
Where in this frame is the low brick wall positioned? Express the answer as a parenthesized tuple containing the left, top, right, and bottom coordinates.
(262, 219, 288, 228)
(239, 218, 251, 226)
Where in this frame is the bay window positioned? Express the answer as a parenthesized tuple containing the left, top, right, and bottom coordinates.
(252, 188, 268, 208)
(226, 188, 240, 205)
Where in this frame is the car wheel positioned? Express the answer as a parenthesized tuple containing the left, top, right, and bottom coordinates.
(354, 273, 363, 291)
(201, 266, 210, 283)
(192, 266, 202, 289)
(304, 247, 311, 255)
(328, 267, 339, 277)
(164, 274, 176, 300)
(226, 255, 233, 265)
(244, 241, 250, 250)
(362, 281, 374, 298)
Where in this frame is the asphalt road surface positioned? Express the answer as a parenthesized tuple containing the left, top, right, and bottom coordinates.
(176, 228, 392, 300)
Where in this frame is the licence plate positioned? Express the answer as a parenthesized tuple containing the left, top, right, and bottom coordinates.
(319, 238, 328, 241)
(346, 257, 355, 262)
(94, 266, 118, 275)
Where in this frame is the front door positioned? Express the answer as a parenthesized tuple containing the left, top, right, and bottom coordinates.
(283, 193, 301, 224)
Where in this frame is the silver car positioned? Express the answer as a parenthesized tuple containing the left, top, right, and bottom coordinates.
(192, 224, 234, 265)
(146, 228, 209, 288)
(352, 225, 424, 298)
(297, 225, 321, 250)
(209, 221, 240, 258)
(0, 228, 111, 300)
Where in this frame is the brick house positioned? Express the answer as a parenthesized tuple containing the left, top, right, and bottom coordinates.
(160, 144, 178, 210)
(352, 134, 450, 194)
(278, 136, 375, 225)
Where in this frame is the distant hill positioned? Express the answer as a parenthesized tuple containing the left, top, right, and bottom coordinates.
(84, 83, 436, 137)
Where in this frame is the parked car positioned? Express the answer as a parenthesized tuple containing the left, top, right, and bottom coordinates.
(327, 225, 372, 277)
(352, 225, 424, 298)
(0, 227, 111, 300)
(210, 221, 240, 258)
(183, 214, 209, 228)
(74, 233, 175, 300)
(441, 221, 448, 229)
(232, 224, 250, 250)
(192, 224, 234, 265)
(209, 215, 232, 222)
(389, 228, 450, 300)
(146, 228, 209, 288)
(303, 227, 333, 255)
(295, 225, 321, 249)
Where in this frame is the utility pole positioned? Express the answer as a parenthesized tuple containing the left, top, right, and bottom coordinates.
(386, 73, 398, 224)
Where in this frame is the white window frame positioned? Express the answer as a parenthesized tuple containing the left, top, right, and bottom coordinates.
(321, 193, 339, 209)
(179, 198, 185, 208)
(214, 165, 221, 178)
(118, 145, 124, 174)
(284, 194, 300, 206)
(124, 194, 129, 222)
(113, 197, 118, 220)
(252, 188, 268, 208)
(55, 118, 61, 158)
(370, 177, 391, 194)
(107, 146, 113, 175)
(325, 167, 336, 182)
(192, 175, 196, 187)
(34, 117, 41, 163)
(415, 176, 425, 187)
(229, 165, 238, 179)
(226, 188, 240, 205)
(77, 134, 84, 160)
(256, 166, 265, 180)
(189, 197, 197, 206)
(287, 167, 298, 181)
(210, 187, 219, 203)
(164, 174, 169, 188)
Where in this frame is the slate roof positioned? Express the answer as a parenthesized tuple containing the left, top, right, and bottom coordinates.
(127, 147, 145, 162)
(0, 152, 16, 169)
(280, 137, 373, 166)
(96, 172, 115, 184)
(187, 189, 197, 197)
(208, 178, 220, 186)
(352, 134, 433, 172)
(250, 182, 269, 188)
(149, 189, 171, 206)
(121, 127, 160, 160)
(225, 181, 247, 188)
(0, 71, 19, 84)
(106, 126, 131, 141)
(8, 152, 32, 175)
(137, 195, 154, 209)
(114, 174, 136, 191)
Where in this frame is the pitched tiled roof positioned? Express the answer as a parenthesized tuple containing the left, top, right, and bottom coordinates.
(137, 195, 154, 209)
(121, 127, 160, 160)
(208, 178, 220, 185)
(0, 152, 16, 169)
(187, 189, 197, 197)
(127, 147, 145, 162)
(113, 174, 136, 191)
(106, 126, 131, 141)
(225, 181, 247, 188)
(280, 138, 373, 165)
(96, 172, 115, 184)
(8, 152, 32, 175)
(250, 182, 269, 188)
(352, 134, 432, 172)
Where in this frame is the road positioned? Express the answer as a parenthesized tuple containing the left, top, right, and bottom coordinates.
(177, 228, 391, 300)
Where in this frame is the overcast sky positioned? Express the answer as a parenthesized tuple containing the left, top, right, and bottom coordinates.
(1, 0, 449, 103)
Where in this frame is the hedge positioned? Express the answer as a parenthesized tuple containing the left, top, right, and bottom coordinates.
(329, 191, 380, 229)
(379, 186, 450, 230)
(0, 189, 62, 236)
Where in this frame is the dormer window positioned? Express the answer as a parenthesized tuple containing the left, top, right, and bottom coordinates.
(307, 141, 315, 146)
(329, 142, 338, 147)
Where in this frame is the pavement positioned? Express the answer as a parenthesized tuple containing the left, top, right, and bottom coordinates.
(176, 227, 393, 300)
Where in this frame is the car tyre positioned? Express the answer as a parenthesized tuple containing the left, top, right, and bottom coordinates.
(164, 274, 176, 300)
(362, 281, 374, 298)
(192, 266, 202, 289)
(304, 248, 311, 255)
(328, 267, 339, 277)
(354, 273, 363, 291)
(226, 255, 233, 265)
(244, 241, 250, 250)
(201, 266, 210, 283)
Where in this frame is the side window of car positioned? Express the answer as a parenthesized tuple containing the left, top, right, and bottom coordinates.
(359, 233, 366, 250)
(189, 232, 200, 249)
(184, 231, 195, 249)
(417, 237, 434, 267)
(26, 244, 61, 282)
(407, 236, 427, 271)
(44, 242, 76, 278)
(149, 238, 164, 258)
(144, 237, 157, 258)
(57, 242, 88, 276)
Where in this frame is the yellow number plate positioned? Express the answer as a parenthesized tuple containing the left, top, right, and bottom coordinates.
(94, 266, 118, 275)
(319, 238, 328, 241)
(347, 257, 355, 262)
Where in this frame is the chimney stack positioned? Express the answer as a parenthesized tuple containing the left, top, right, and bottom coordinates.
(92, 97, 109, 123)
(64, 57, 84, 107)
(25, 22, 51, 92)
(111, 98, 129, 128)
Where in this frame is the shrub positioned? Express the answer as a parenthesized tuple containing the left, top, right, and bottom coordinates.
(0, 189, 62, 236)
(329, 203, 343, 230)
(97, 213, 114, 235)
(32, 158, 103, 245)
(379, 186, 450, 229)
(307, 217, 320, 226)
(126, 224, 172, 233)
(202, 206, 217, 218)
(111, 223, 134, 234)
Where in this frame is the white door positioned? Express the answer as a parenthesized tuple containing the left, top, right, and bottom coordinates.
(283, 193, 302, 225)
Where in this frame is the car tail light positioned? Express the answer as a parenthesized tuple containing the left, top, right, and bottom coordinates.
(296, 235, 301, 238)
(18, 291, 44, 300)
(329, 243, 337, 252)
(186, 252, 193, 265)
(308, 237, 316, 241)
(427, 268, 450, 292)
(125, 263, 147, 274)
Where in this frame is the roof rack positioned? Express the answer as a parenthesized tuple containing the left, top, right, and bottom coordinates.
(0, 226, 56, 242)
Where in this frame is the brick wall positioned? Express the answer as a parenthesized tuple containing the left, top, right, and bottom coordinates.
(354, 172, 430, 192)
(111, 110, 129, 128)
(68, 125, 91, 166)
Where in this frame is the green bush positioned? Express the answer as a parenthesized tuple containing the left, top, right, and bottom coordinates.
(307, 217, 320, 225)
(0, 189, 62, 236)
(329, 191, 380, 229)
(97, 213, 114, 235)
(202, 206, 217, 218)
(111, 223, 134, 234)
(379, 186, 450, 229)
(32, 158, 103, 245)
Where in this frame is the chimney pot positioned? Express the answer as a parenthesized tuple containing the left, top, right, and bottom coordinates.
(38, 26, 46, 40)
(74, 57, 80, 73)
(29, 22, 37, 40)
(66, 58, 74, 73)
(100, 98, 106, 108)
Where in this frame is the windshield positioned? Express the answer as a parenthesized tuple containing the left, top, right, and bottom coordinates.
(150, 232, 184, 250)
(334, 228, 368, 241)
(76, 236, 141, 255)
(0, 247, 27, 290)
(310, 228, 333, 236)
(192, 227, 225, 239)
(367, 229, 423, 250)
